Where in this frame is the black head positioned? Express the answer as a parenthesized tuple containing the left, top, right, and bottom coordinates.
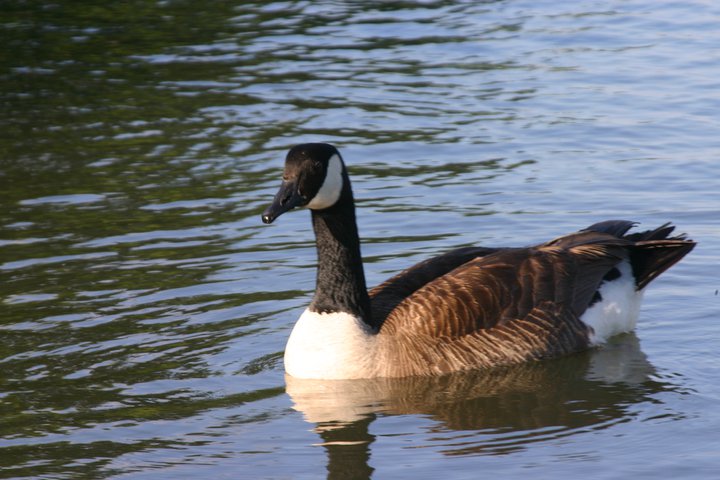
(261, 143, 345, 224)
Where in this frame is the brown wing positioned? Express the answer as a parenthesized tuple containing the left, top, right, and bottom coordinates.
(378, 233, 629, 340)
(369, 246, 498, 327)
(378, 302, 593, 377)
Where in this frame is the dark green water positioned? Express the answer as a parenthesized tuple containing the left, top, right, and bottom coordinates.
(1, 1, 719, 478)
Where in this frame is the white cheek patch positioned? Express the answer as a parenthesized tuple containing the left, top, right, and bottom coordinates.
(308, 154, 343, 210)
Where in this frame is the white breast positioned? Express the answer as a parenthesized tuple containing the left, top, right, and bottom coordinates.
(284, 309, 379, 379)
(581, 260, 644, 344)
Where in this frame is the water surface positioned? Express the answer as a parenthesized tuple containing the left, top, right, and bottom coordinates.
(1, 1, 719, 478)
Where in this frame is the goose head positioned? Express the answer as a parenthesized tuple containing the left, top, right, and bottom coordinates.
(262, 143, 346, 224)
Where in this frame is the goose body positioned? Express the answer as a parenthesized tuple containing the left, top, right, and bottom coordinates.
(262, 143, 695, 379)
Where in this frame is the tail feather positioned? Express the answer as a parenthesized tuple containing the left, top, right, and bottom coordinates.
(583, 219, 636, 237)
(631, 239, 695, 290)
(582, 220, 695, 290)
(626, 222, 684, 242)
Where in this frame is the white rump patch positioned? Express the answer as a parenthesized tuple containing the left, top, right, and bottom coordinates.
(307, 154, 343, 210)
(284, 309, 378, 379)
(581, 260, 644, 344)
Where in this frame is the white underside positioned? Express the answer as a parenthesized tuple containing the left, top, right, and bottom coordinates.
(580, 260, 644, 345)
(284, 309, 378, 379)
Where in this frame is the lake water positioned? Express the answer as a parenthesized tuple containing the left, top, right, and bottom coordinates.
(1, 1, 719, 478)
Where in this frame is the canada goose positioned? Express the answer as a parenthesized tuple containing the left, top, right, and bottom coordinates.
(261, 143, 695, 379)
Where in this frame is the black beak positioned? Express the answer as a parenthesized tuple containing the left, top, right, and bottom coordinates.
(261, 181, 304, 224)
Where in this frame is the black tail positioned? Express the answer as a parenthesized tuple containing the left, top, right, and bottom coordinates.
(584, 220, 695, 290)
(630, 238, 695, 290)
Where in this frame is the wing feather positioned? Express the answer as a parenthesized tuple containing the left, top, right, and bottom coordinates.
(380, 235, 628, 340)
(369, 246, 497, 327)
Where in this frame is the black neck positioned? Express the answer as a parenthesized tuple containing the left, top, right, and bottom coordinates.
(309, 177, 372, 326)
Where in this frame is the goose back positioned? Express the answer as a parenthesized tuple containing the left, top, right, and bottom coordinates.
(369, 246, 498, 327)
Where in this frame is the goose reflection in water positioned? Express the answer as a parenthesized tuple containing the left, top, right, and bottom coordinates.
(286, 334, 677, 478)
